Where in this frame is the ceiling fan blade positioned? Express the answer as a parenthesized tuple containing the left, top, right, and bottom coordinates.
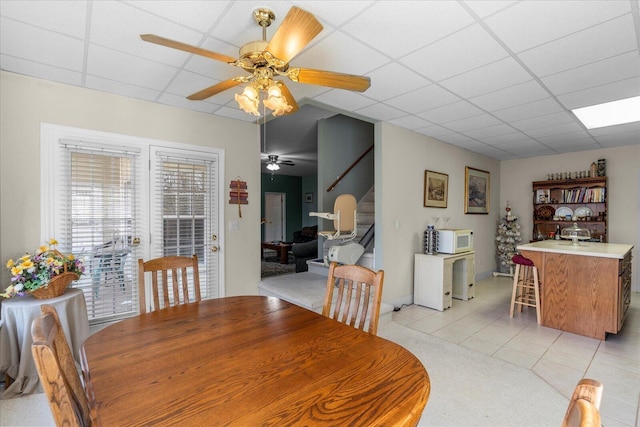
(140, 34, 236, 63)
(279, 161, 295, 166)
(187, 79, 242, 100)
(292, 68, 371, 92)
(279, 82, 299, 115)
(266, 7, 323, 64)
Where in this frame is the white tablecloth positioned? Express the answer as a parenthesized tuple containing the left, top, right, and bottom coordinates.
(0, 287, 89, 398)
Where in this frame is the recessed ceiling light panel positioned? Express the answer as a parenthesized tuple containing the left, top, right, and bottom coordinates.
(572, 96, 640, 129)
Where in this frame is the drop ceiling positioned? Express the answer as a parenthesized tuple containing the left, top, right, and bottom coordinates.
(1, 0, 639, 167)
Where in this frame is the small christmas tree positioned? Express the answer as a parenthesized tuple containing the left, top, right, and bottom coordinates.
(494, 202, 521, 277)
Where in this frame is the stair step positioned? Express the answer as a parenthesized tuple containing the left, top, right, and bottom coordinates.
(359, 201, 374, 212)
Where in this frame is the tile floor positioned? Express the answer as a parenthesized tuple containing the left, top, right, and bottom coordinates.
(393, 275, 640, 427)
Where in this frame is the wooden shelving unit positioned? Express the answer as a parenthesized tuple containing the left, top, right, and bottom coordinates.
(532, 176, 607, 242)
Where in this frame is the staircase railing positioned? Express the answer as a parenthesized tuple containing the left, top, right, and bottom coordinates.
(326, 145, 373, 192)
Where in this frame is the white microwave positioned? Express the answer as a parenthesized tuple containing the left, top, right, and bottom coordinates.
(437, 229, 473, 254)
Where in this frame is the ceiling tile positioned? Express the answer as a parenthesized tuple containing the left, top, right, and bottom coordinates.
(436, 133, 477, 146)
(292, 31, 387, 76)
(552, 143, 602, 153)
(1, 0, 638, 162)
(417, 100, 484, 124)
(181, 35, 250, 86)
(441, 113, 503, 132)
(502, 142, 557, 157)
(387, 84, 462, 114)
(87, 44, 178, 90)
(541, 51, 640, 96)
(489, 135, 540, 148)
(85, 75, 161, 102)
(0, 17, 84, 71)
(492, 98, 565, 122)
(355, 102, 405, 121)
(469, 80, 550, 111)
(0, 54, 82, 86)
(90, 1, 205, 66)
(592, 127, 640, 147)
(462, 1, 518, 19)
(340, 1, 474, 59)
(511, 112, 576, 132)
(164, 70, 226, 99)
(484, 0, 631, 52)
(415, 124, 458, 138)
(207, 2, 292, 47)
(0, 0, 86, 38)
(295, 1, 374, 27)
(157, 92, 217, 114)
(518, 14, 637, 77)
(439, 57, 533, 98)
(463, 123, 517, 139)
(400, 24, 509, 82)
(556, 77, 640, 110)
(286, 81, 331, 101)
(522, 122, 585, 138)
(363, 62, 430, 101)
(536, 131, 598, 148)
(312, 90, 376, 112)
(123, 0, 232, 33)
(470, 146, 515, 160)
(388, 115, 433, 130)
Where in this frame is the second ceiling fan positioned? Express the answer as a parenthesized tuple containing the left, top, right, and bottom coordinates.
(141, 6, 371, 116)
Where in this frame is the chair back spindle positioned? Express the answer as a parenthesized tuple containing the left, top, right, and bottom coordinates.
(138, 255, 201, 313)
(322, 262, 384, 335)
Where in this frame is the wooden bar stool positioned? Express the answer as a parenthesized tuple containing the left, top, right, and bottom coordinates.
(510, 254, 541, 324)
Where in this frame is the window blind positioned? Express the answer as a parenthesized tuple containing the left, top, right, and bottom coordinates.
(59, 142, 142, 323)
(151, 151, 218, 301)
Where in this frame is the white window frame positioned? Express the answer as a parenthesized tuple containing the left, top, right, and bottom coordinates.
(41, 123, 226, 308)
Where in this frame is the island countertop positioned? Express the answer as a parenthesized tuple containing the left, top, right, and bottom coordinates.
(517, 240, 633, 259)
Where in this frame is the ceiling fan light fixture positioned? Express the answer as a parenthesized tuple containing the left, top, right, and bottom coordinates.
(263, 83, 293, 116)
(266, 162, 280, 171)
(234, 85, 260, 116)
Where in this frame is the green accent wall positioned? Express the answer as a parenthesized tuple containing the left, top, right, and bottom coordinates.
(261, 174, 302, 242)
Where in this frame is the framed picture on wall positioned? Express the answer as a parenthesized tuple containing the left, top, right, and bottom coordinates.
(464, 167, 490, 214)
(305, 193, 313, 203)
(423, 170, 448, 208)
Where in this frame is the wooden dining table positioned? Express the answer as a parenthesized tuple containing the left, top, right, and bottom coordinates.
(80, 296, 430, 426)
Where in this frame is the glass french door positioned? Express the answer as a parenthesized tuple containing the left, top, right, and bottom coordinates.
(42, 125, 222, 324)
(146, 147, 220, 309)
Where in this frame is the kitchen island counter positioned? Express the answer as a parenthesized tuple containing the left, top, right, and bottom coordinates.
(517, 240, 632, 259)
(517, 241, 633, 340)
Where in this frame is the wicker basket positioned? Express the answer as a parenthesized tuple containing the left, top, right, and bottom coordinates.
(29, 271, 79, 299)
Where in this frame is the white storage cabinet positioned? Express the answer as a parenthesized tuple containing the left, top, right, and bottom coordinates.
(414, 251, 475, 311)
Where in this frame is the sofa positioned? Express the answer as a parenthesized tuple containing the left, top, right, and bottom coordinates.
(292, 226, 318, 272)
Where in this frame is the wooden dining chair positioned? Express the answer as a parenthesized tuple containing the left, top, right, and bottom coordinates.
(562, 378, 603, 427)
(31, 304, 93, 427)
(138, 255, 201, 314)
(322, 261, 384, 335)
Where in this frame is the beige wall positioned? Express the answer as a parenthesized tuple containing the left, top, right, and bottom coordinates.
(2, 71, 638, 303)
(501, 145, 640, 291)
(377, 123, 501, 305)
(0, 71, 262, 296)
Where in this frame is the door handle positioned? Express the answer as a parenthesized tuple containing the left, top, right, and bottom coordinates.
(211, 246, 219, 252)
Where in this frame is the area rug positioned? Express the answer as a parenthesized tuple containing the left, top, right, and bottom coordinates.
(261, 255, 295, 278)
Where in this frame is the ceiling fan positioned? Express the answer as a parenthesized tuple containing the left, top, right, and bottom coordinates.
(140, 6, 371, 116)
(264, 154, 295, 171)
